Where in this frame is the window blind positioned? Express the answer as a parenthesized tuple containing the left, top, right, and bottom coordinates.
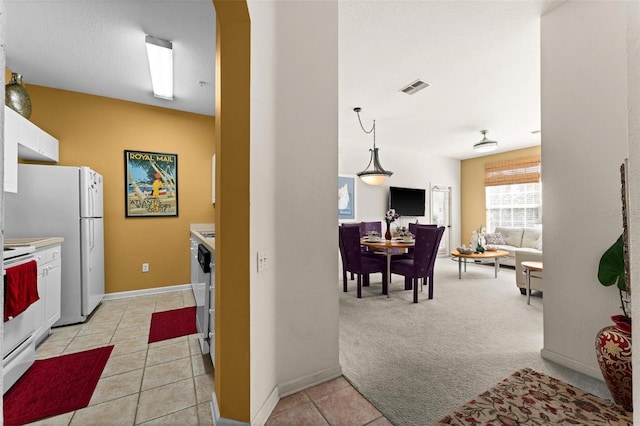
(484, 155, 541, 187)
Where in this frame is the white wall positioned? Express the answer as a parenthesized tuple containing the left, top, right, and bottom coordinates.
(248, 1, 340, 423)
(626, 1, 640, 421)
(540, 1, 630, 378)
(339, 144, 461, 248)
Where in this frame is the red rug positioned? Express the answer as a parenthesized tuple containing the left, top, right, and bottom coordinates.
(3, 345, 113, 425)
(148, 306, 197, 344)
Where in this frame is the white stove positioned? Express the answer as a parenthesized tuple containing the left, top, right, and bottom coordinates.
(3, 245, 36, 261)
(2, 244, 37, 393)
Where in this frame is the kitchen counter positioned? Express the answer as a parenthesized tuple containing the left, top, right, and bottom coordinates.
(190, 223, 214, 252)
(5, 237, 64, 249)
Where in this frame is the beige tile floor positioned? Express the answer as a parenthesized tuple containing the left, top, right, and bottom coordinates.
(29, 290, 213, 425)
(266, 377, 391, 426)
(24, 290, 389, 425)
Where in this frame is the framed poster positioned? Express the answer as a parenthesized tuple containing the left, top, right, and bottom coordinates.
(125, 150, 178, 217)
(338, 174, 356, 221)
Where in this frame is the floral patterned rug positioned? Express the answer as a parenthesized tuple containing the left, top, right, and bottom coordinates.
(435, 368, 631, 425)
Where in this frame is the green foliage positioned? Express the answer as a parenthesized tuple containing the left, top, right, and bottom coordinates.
(597, 234, 627, 293)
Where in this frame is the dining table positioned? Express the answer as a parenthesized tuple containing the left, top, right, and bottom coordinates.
(360, 237, 415, 297)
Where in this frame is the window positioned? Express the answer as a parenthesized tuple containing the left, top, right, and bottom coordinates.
(484, 155, 541, 231)
(486, 183, 541, 230)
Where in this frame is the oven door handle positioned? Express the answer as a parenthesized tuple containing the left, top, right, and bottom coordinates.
(3, 255, 37, 270)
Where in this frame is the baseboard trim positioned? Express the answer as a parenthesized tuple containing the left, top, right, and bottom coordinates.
(277, 364, 343, 398)
(103, 283, 191, 300)
(211, 393, 250, 426)
(252, 385, 280, 426)
(540, 347, 603, 380)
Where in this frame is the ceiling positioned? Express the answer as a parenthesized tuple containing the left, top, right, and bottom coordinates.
(5, 1, 557, 160)
(5, 1, 216, 116)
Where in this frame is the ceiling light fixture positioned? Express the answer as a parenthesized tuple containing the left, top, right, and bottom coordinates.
(354, 107, 393, 185)
(145, 35, 173, 100)
(473, 130, 498, 153)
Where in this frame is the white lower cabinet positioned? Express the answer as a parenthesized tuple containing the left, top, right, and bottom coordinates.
(190, 237, 199, 285)
(33, 245, 62, 344)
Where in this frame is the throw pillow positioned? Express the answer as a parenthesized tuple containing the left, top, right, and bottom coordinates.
(485, 232, 505, 245)
(533, 235, 543, 251)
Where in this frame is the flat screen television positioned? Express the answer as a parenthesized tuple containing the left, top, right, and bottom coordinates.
(389, 186, 426, 217)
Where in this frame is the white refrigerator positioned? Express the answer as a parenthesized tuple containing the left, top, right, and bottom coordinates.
(5, 164, 105, 326)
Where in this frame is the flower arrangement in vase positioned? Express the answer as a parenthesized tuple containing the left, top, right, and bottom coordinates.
(384, 209, 399, 241)
(470, 226, 487, 253)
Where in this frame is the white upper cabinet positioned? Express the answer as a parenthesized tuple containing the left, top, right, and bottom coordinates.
(5, 106, 59, 163)
(4, 109, 19, 193)
(4, 106, 59, 192)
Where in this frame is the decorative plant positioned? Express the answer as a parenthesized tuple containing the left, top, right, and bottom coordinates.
(598, 234, 630, 320)
(383, 209, 400, 240)
(594, 162, 632, 412)
(471, 225, 487, 253)
(385, 209, 399, 225)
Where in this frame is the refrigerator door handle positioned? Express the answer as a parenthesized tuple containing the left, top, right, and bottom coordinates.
(88, 185, 95, 218)
(89, 219, 95, 272)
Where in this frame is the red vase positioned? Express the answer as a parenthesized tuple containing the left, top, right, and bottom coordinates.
(385, 221, 392, 241)
(595, 315, 632, 411)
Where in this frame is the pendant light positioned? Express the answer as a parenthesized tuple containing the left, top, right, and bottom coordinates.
(473, 130, 498, 153)
(354, 107, 393, 185)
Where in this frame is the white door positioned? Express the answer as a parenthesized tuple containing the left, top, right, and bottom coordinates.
(431, 184, 452, 256)
(81, 217, 105, 316)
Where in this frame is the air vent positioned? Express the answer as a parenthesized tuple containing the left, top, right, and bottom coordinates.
(400, 79, 431, 95)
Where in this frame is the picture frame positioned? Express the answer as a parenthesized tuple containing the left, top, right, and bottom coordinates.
(338, 174, 356, 221)
(125, 150, 178, 217)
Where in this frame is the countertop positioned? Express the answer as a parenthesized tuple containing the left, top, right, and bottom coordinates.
(190, 223, 214, 252)
(5, 237, 65, 249)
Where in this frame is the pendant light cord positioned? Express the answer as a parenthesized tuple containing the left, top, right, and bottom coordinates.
(354, 108, 376, 149)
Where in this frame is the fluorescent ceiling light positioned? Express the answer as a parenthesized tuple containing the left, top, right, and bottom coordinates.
(145, 35, 173, 100)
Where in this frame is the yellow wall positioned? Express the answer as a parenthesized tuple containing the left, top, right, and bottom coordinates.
(213, 0, 251, 421)
(460, 146, 541, 244)
(17, 81, 215, 293)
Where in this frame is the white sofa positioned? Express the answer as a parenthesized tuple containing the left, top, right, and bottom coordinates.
(487, 226, 543, 294)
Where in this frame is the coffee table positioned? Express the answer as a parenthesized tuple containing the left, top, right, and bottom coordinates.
(450, 249, 509, 279)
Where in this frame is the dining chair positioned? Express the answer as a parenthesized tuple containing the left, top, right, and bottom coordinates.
(359, 221, 386, 259)
(397, 223, 438, 288)
(339, 223, 361, 285)
(339, 225, 387, 298)
(359, 221, 382, 236)
(404, 223, 437, 258)
(390, 226, 445, 303)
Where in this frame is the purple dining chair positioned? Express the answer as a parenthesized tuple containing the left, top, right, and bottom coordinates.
(339, 225, 387, 298)
(359, 221, 385, 259)
(339, 223, 360, 285)
(396, 223, 438, 288)
(390, 226, 445, 303)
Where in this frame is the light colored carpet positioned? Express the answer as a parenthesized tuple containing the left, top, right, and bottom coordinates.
(338, 257, 611, 426)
